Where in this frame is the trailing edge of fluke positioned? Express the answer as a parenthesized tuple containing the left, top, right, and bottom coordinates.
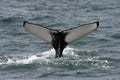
(23, 21, 99, 58)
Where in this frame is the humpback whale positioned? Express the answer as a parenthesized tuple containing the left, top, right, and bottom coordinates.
(23, 21, 99, 58)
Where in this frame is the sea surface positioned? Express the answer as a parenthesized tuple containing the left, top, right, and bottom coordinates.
(0, 0, 120, 80)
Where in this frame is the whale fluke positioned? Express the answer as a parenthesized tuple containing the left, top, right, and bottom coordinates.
(23, 21, 99, 58)
(23, 21, 59, 42)
(63, 21, 99, 43)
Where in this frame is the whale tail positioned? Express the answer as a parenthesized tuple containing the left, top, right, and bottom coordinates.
(23, 21, 99, 58)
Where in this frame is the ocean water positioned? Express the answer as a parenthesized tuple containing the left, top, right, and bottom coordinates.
(0, 0, 120, 80)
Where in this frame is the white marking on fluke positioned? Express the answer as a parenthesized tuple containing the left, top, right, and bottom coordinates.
(23, 21, 99, 58)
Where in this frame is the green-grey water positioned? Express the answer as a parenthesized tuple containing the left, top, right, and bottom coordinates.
(0, 0, 120, 80)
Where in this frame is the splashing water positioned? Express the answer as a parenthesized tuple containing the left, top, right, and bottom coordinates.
(0, 47, 111, 70)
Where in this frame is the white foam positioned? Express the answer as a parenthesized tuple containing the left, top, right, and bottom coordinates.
(0, 47, 77, 65)
(0, 47, 110, 69)
(40, 48, 55, 58)
(5, 55, 39, 65)
(63, 47, 78, 55)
